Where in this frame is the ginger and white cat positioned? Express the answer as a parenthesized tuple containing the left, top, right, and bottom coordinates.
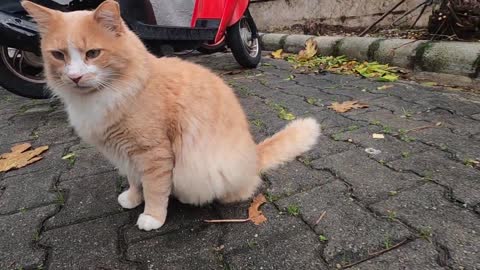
(22, 0, 321, 231)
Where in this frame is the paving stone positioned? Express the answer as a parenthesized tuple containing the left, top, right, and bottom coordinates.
(414, 127, 480, 160)
(367, 95, 430, 116)
(389, 151, 480, 206)
(416, 94, 480, 117)
(45, 171, 123, 229)
(3, 142, 72, 179)
(301, 135, 354, 161)
(412, 108, 480, 136)
(276, 181, 411, 267)
(368, 82, 438, 101)
(371, 184, 480, 269)
(219, 203, 327, 269)
(351, 239, 445, 270)
(41, 213, 134, 270)
(0, 205, 57, 270)
(265, 160, 334, 197)
(0, 113, 43, 146)
(0, 170, 58, 214)
(128, 225, 223, 270)
(237, 95, 289, 139)
(349, 109, 432, 131)
(125, 198, 217, 244)
(312, 110, 366, 135)
(311, 149, 422, 203)
(59, 144, 115, 182)
(33, 110, 78, 146)
(320, 83, 384, 101)
(332, 125, 429, 162)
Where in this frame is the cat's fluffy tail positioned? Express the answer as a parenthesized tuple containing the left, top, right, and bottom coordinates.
(257, 117, 321, 172)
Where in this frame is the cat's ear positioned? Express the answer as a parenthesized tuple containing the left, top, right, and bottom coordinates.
(21, 1, 58, 34)
(93, 0, 124, 35)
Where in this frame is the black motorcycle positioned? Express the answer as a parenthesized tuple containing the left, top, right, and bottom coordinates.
(0, 0, 261, 99)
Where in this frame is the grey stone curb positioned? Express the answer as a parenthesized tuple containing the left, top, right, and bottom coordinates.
(259, 33, 480, 78)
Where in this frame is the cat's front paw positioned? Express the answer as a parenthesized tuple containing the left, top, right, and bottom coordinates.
(118, 189, 143, 209)
(136, 213, 165, 231)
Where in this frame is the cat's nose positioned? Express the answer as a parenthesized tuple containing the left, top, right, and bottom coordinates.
(68, 75, 83, 84)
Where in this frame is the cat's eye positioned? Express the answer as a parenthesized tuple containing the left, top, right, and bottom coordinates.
(51, 51, 65, 61)
(86, 49, 101, 59)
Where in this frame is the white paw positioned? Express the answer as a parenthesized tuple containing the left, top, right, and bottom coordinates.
(118, 190, 142, 209)
(136, 213, 165, 231)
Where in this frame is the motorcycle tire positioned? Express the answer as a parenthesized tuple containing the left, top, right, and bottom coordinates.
(0, 47, 50, 99)
(226, 11, 261, 68)
(197, 41, 227, 54)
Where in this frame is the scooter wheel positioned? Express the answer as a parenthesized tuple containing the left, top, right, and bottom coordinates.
(226, 12, 261, 68)
(0, 46, 50, 99)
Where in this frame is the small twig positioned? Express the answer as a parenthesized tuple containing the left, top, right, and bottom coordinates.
(411, 1, 430, 28)
(405, 123, 441, 133)
(341, 239, 409, 269)
(368, 239, 409, 257)
(359, 0, 407, 36)
(204, 218, 249, 223)
(315, 211, 327, 225)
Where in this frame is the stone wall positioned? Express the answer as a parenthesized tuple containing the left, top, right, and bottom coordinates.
(250, 0, 432, 32)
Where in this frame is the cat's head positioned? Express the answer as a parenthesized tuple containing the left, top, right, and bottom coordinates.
(22, 0, 144, 96)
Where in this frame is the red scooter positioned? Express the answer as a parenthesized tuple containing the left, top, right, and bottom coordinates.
(0, 0, 261, 99)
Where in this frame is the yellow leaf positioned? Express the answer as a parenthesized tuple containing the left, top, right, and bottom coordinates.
(0, 143, 49, 172)
(298, 39, 317, 60)
(271, 49, 284, 59)
(328, 101, 369, 113)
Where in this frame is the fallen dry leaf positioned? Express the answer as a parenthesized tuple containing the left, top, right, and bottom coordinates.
(298, 39, 317, 60)
(204, 194, 267, 225)
(372, 133, 385, 139)
(248, 194, 267, 225)
(328, 100, 369, 113)
(0, 143, 49, 172)
(271, 49, 284, 59)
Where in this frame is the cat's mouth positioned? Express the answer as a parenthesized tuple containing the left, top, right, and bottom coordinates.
(70, 84, 99, 94)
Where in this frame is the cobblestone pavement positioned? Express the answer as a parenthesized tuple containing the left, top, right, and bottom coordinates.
(1, 53, 480, 270)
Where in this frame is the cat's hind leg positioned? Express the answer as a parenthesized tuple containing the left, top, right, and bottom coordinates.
(219, 175, 262, 204)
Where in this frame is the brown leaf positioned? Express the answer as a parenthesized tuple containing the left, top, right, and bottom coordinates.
(248, 194, 267, 225)
(204, 194, 267, 225)
(328, 101, 369, 113)
(271, 49, 284, 59)
(298, 39, 317, 60)
(0, 143, 49, 172)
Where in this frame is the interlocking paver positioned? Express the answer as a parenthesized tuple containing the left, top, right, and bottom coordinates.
(0, 53, 479, 269)
(276, 181, 412, 267)
(0, 170, 58, 214)
(45, 171, 123, 229)
(350, 239, 445, 270)
(0, 205, 56, 270)
(371, 183, 480, 269)
(311, 149, 423, 203)
(388, 150, 480, 206)
(41, 213, 134, 270)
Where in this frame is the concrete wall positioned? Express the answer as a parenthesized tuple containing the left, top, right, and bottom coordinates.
(250, 0, 432, 32)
